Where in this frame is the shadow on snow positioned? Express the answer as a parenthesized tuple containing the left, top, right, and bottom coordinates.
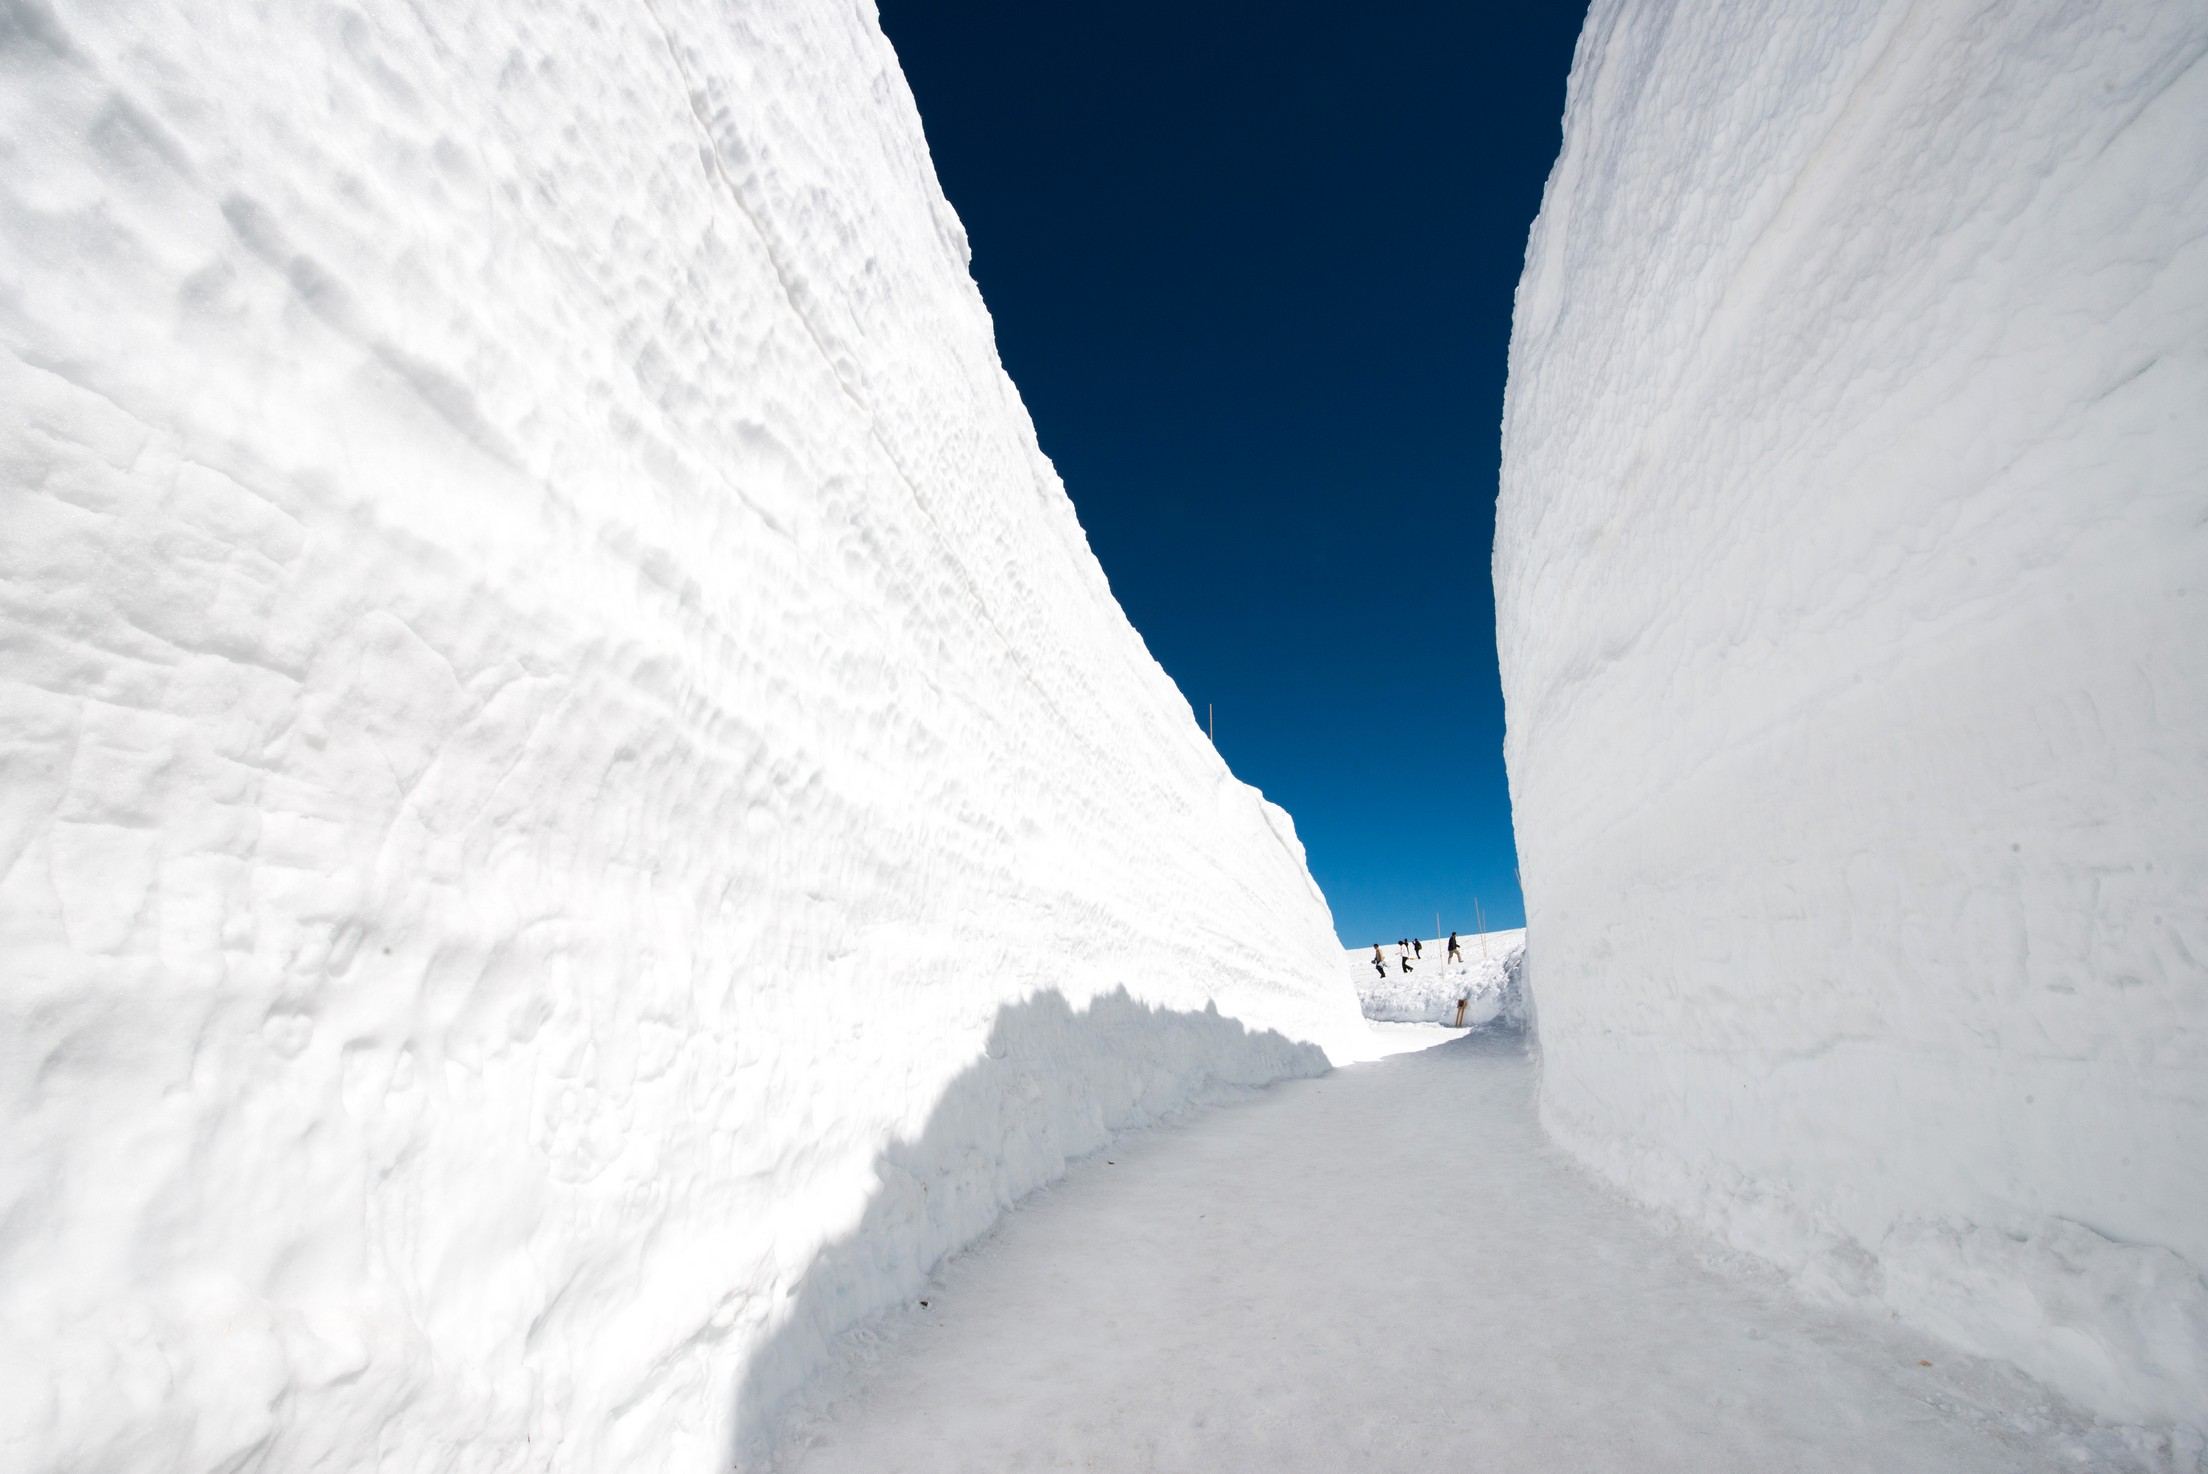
(726, 985, 1330, 1466)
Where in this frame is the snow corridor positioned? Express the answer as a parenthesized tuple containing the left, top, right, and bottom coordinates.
(754, 1028, 2137, 1472)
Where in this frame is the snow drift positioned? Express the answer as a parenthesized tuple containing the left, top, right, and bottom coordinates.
(1349, 931, 1526, 1028)
(0, 2, 1365, 1468)
(1497, 0, 2208, 1435)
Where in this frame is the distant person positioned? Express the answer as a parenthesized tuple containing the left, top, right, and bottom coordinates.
(1397, 941, 1413, 974)
(1413, 937, 1423, 959)
(1371, 944, 1386, 980)
(1448, 931, 1462, 964)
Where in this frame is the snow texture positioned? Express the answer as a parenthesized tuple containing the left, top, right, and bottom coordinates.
(0, 3, 1366, 1469)
(1348, 930, 1527, 1028)
(1498, 0, 2208, 1438)
(767, 1033, 2175, 1474)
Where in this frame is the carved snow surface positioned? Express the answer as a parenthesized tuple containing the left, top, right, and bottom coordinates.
(0, 2, 1365, 1468)
(1497, 0, 2208, 1437)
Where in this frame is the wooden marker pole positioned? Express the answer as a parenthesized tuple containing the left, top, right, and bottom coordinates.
(1475, 897, 1488, 957)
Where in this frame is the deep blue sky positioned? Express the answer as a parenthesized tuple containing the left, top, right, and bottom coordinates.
(879, 1, 1586, 947)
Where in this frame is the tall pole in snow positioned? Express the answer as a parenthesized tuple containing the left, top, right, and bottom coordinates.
(1475, 897, 1488, 957)
(1208, 703, 1214, 743)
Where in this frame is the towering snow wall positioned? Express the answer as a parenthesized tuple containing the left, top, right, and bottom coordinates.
(0, 3, 1366, 1468)
(1497, 0, 2208, 1433)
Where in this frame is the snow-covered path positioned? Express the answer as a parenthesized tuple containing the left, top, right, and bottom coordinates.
(765, 1029, 2119, 1472)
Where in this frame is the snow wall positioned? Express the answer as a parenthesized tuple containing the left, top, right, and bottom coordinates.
(1497, 0, 2208, 1434)
(0, 3, 1368, 1469)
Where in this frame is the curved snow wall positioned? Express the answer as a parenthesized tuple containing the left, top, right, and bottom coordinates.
(1498, 0, 2207, 1433)
(0, 3, 1367, 1469)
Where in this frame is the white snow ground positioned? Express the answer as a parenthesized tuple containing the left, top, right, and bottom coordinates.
(759, 1028, 2183, 1473)
(1497, 0, 2208, 1435)
(0, 2, 1364, 1468)
(1348, 929, 1526, 1024)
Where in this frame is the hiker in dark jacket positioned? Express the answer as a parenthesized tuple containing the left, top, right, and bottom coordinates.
(1448, 931, 1463, 964)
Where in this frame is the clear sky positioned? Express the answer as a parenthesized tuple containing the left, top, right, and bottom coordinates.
(879, 1, 1588, 947)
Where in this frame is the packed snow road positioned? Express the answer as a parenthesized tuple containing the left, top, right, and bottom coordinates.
(761, 1028, 2129, 1472)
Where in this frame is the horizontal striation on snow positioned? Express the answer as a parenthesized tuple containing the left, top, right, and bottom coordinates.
(1497, 0, 2208, 1437)
(0, 1, 1366, 1470)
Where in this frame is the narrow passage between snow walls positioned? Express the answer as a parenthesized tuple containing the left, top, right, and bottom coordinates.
(1, 0, 2200, 1468)
(751, 1028, 2172, 1473)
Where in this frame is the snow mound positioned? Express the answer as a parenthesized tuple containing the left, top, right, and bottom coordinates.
(0, 2, 1366, 1468)
(1349, 932, 1526, 1028)
(1498, 0, 2208, 1437)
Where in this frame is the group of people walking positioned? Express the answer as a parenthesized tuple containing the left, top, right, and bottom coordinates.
(1369, 931, 1465, 978)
